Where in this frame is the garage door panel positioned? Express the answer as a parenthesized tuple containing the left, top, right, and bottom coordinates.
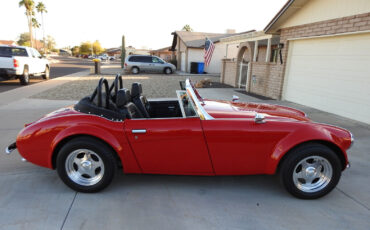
(284, 33, 370, 124)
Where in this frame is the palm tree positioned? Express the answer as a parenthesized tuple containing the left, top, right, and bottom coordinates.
(32, 18, 41, 49)
(19, 0, 35, 48)
(182, 25, 193, 32)
(36, 2, 47, 53)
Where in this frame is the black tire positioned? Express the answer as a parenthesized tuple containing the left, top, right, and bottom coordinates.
(19, 66, 30, 85)
(164, 67, 172, 74)
(279, 143, 341, 199)
(131, 67, 139, 74)
(42, 66, 50, 80)
(56, 137, 117, 193)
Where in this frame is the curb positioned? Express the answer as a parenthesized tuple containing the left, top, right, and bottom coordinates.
(0, 70, 90, 107)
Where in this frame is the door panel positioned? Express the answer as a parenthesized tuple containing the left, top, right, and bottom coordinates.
(201, 119, 289, 175)
(124, 118, 214, 175)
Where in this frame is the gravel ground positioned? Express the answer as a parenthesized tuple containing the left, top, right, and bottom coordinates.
(31, 74, 223, 100)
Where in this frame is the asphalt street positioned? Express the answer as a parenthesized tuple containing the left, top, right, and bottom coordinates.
(0, 56, 93, 93)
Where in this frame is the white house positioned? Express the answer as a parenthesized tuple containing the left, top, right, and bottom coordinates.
(170, 31, 237, 74)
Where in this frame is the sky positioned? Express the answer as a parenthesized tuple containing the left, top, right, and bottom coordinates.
(2, 0, 287, 50)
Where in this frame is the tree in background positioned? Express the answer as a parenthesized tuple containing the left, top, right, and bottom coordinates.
(79, 41, 92, 55)
(93, 40, 104, 55)
(121, 35, 126, 68)
(72, 46, 80, 56)
(36, 2, 47, 53)
(17, 32, 31, 47)
(45, 35, 56, 51)
(19, 0, 35, 48)
(182, 25, 193, 32)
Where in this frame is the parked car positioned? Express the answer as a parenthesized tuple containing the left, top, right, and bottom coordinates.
(124, 55, 176, 74)
(5, 75, 353, 199)
(109, 56, 116, 61)
(97, 54, 109, 61)
(0, 45, 50, 85)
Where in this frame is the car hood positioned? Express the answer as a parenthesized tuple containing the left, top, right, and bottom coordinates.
(202, 99, 310, 121)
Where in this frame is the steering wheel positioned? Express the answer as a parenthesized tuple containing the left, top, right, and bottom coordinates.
(90, 78, 110, 109)
(109, 74, 123, 102)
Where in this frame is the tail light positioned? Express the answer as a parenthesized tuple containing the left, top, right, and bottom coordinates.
(124, 63, 127, 67)
(13, 59, 19, 68)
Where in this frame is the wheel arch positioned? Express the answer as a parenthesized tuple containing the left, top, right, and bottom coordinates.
(274, 140, 347, 174)
(51, 134, 122, 170)
(132, 66, 140, 71)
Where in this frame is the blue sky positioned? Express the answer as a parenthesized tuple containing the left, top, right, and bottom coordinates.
(2, 0, 287, 49)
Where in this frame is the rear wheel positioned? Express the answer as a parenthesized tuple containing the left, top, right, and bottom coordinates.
(56, 137, 117, 193)
(42, 66, 50, 80)
(19, 66, 30, 85)
(279, 143, 341, 199)
(131, 67, 139, 74)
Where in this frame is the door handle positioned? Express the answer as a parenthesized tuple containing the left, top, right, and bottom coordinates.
(132, 129, 147, 134)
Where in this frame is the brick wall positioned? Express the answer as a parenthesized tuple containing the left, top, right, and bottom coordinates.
(221, 59, 238, 87)
(249, 62, 282, 99)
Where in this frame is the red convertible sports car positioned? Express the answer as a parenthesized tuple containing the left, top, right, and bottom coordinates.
(5, 75, 353, 199)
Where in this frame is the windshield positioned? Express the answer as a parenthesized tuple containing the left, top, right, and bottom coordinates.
(0, 47, 28, 57)
(185, 79, 213, 120)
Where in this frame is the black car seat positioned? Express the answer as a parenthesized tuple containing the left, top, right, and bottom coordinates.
(116, 89, 143, 119)
(131, 82, 150, 118)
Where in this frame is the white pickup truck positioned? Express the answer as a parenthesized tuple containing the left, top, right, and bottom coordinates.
(0, 45, 50, 85)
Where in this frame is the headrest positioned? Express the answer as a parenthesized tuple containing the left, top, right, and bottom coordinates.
(116, 89, 131, 107)
(131, 82, 142, 98)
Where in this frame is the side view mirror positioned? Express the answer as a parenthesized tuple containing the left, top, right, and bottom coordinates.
(232, 95, 239, 102)
(255, 113, 266, 124)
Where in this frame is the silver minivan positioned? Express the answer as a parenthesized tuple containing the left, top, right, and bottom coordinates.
(124, 55, 176, 74)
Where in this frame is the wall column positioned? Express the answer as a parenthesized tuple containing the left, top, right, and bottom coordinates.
(253, 40, 258, 62)
(265, 38, 271, 62)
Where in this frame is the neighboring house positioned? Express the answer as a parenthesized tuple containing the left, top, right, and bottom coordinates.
(0, 40, 17, 45)
(106, 48, 121, 58)
(221, 0, 370, 124)
(59, 49, 71, 56)
(149, 47, 172, 62)
(170, 31, 237, 74)
(106, 46, 151, 58)
(220, 30, 280, 89)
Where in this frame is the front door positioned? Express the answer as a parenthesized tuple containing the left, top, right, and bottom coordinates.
(238, 62, 248, 88)
(124, 117, 214, 175)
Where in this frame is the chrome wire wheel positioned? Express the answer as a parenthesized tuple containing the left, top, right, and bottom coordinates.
(293, 156, 333, 193)
(65, 149, 105, 186)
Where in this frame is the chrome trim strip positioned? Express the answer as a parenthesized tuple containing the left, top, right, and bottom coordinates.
(349, 132, 354, 149)
(185, 79, 214, 120)
(5, 142, 16, 155)
(5, 146, 13, 155)
(132, 129, 147, 134)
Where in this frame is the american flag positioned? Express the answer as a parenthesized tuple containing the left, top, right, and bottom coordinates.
(204, 38, 215, 67)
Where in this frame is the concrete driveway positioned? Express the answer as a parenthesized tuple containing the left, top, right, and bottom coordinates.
(0, 76, 369, 230)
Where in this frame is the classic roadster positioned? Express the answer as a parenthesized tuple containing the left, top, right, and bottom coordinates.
(5, 75, 353, 199)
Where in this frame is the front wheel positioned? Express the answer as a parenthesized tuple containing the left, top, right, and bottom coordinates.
(279, 143, 342, 199)
(164, 67, 172, 74)
(56, 137, 117, 193)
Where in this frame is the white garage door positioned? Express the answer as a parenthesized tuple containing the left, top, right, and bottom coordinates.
(283, 33, 370, 124)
